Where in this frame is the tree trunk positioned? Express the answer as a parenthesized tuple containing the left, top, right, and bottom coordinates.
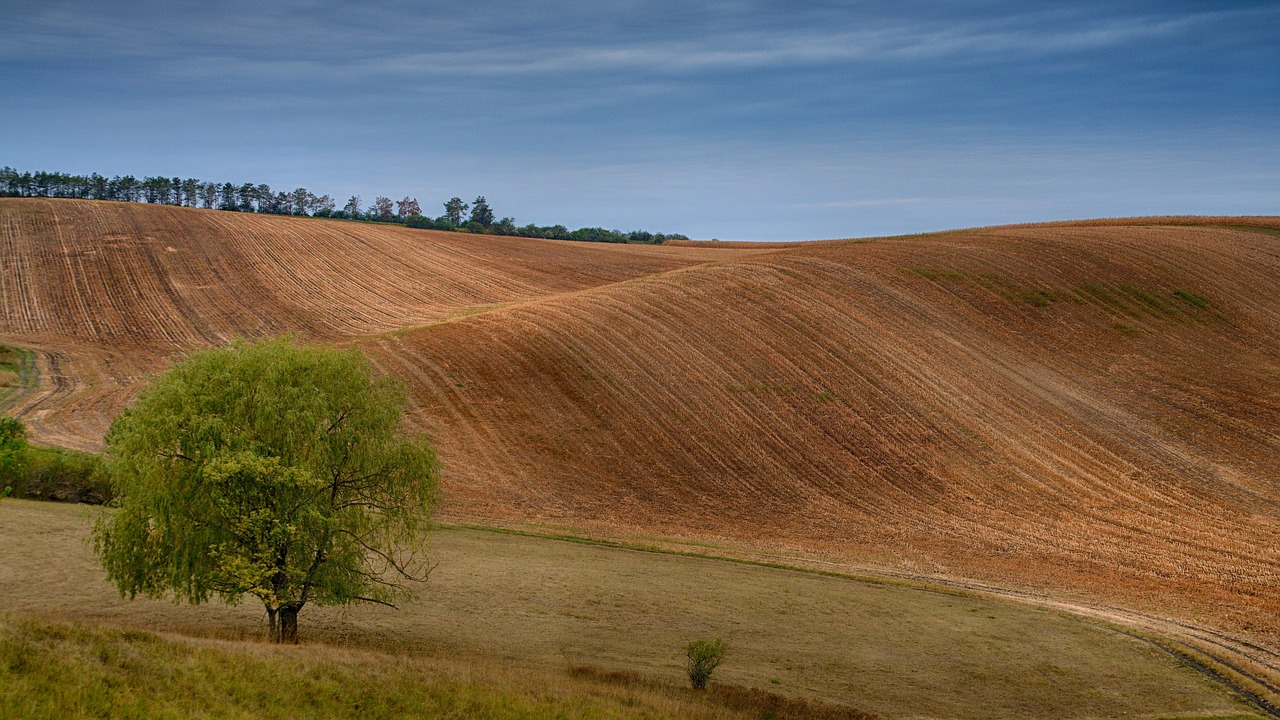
(266, 607, 279, 643)
(279, 605, 301, 644)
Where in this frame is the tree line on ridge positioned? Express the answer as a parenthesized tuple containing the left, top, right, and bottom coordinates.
(0, 166, 687, 245)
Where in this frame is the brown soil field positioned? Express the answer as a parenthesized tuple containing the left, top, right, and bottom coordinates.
(4, 198, 1280, 697)
(0, 198, 751, 446)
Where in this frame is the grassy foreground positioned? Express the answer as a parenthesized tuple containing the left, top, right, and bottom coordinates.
(3, 618, 850, 720)
(0, 499, 1262, 719)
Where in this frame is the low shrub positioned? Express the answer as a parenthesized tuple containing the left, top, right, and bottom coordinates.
(0, 418, 110, 504)
(686, 637, 727, 690)
(20, 445, 112, 504)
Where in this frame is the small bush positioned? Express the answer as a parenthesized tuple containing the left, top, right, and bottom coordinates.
(686, 637, 727, 690)
(22, 445, 112, 503)
(0, 417, 27, 495)
(0, 418, 111, 504)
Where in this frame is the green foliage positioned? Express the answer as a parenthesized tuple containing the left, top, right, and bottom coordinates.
(0, 417, 27, 490)
(491, 216, 517, 235)
(3, 165, 692, 241)
(468, 196, 494, 227)
(0, 418, 111, 503)
(500, 224, 684, 244)
(13, 444, 111, 503)
(92, 337, 440, 642)
(402, 214, 461, 231)
(443, 197, 469, 227)
(685, 637, 727, 690)
(570, 226, 623, 243)
(0, 343, 25, 373)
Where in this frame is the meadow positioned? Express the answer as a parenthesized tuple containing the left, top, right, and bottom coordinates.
(0, 499, 1261, 719)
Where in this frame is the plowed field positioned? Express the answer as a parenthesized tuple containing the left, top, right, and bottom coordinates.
(4, 198, 1280, 695)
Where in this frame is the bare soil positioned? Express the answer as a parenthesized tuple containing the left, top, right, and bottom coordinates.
(3, 198, 1280, 697)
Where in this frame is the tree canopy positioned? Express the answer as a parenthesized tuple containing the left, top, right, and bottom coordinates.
(468, 196, 494, 227)
(443, 196, 468, 227)
(0, 416, 25, 499)
(92, 337, 439, 642)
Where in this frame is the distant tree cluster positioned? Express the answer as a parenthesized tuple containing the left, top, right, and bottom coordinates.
(0, 167, 335, 217)
(0, 166, 688, 245)
(401, 195, 689, 244)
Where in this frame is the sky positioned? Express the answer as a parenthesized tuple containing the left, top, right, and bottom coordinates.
(2, 0, 1277, 241)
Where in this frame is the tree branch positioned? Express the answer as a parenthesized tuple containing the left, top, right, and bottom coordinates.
(351, 595, 399, 609)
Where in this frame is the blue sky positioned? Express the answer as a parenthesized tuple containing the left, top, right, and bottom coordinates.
(3, 1, 1277, 240)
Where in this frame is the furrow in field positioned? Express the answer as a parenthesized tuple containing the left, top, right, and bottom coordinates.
(363, 220, 1280, 649)
(4, 199, 1280, 671)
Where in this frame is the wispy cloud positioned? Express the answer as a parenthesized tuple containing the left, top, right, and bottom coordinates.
(802, 198, 931, 209)
(177, 9, 1258, 81)
(6, 2, 1271, 82)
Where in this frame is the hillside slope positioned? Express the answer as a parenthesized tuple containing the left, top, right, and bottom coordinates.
(0, 198, 754, 445)
(3, 198, 1279, 652)
(371, 220, 1280, 643)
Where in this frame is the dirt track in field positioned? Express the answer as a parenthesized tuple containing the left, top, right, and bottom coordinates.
(3, 198, 1280, 697)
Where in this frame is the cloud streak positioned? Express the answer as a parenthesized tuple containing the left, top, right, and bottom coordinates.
(7, 3, 1271, 79)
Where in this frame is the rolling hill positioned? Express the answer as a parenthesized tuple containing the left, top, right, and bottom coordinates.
(4, 198, 1280, 690)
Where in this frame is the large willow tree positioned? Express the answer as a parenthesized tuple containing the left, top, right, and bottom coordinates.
(93, 337, 439, 642)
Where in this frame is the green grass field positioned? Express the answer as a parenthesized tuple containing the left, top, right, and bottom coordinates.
(0, 499, 1261, 719)
(0, 344, 36, 407)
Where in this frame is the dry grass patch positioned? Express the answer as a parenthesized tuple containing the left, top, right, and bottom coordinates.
(0, 500, 1259, 720)
(0, 618, 781, 720)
